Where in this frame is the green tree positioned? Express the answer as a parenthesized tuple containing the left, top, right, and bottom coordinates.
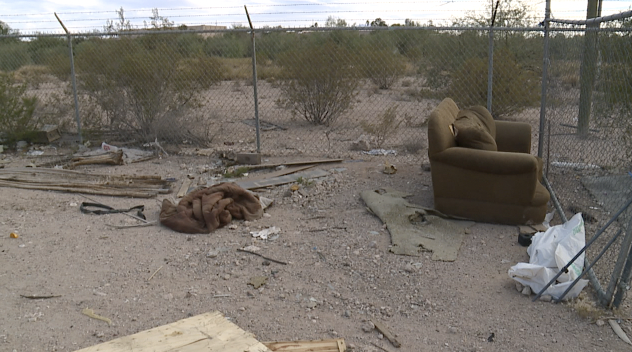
(325, 16, 348, 27)
(369, 18, 387, 27)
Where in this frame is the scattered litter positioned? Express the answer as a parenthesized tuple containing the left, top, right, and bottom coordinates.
(250, 226, 280, 240)
(508, 213, 589, 300)
(363, 149, 397, 156)
(82, 308, 112, 326)
(101, 142, 119, 152)
(248, 276, 268, 289)
(382, 161, 397, 174)
(609, 320, 632, 345)
(26, 150, 44, 156)
(10, 232, 19, 239)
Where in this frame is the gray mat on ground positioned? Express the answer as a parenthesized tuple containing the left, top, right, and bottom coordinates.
(581, 174, 632, 215)
(361, 188, 474, 261)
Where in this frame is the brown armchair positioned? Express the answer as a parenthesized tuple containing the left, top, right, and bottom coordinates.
(427, 98, 550, 225)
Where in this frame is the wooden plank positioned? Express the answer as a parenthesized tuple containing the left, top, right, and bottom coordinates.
(177, 178, 194, 198)
(239, 165, 315, 183)
(245, 159, 343, 171)
(236, 169, 329, 190)
(75, 311, 271, 352)
(263, 338, 346, 352)
(371, 319, 401, 348)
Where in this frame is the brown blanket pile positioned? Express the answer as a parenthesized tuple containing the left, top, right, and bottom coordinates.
(160, 182, 263, 234)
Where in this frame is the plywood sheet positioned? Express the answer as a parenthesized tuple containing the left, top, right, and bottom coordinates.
(75, 311, 271, 352)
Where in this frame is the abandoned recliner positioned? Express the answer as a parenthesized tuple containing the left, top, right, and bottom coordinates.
(427, 98, 550, 225)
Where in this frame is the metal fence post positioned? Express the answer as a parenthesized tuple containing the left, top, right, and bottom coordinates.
(537, 0, 551, 158)
(244, 6, 261, 154)
(54, 13, 82, 143)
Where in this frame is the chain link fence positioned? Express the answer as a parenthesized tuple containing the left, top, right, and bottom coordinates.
(2, 22, 632, 306)
(542, 21, 632, 308)
(0, 26, 543, 159)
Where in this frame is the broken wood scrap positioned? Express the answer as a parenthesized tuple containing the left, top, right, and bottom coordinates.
(68, 150, 123, 169)
(263, 338, 346, 352)
(244, 158, 343, 171)
(0, 168, 171, 198)
(371, 319, 401, 348)
(236, 169, 329, 190)
(238, 165, 315, 183)
(177, 177, 194, 198)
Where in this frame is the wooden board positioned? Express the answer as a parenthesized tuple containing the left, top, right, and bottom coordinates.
(236, 169, 329, 190)
(263, 339, 346, 352)
(75, 311, 271, 352)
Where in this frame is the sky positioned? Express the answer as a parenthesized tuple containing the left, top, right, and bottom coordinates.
(1, 0, 631, 34)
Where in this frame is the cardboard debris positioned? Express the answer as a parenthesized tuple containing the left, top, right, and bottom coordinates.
(75, 311, 272, 352)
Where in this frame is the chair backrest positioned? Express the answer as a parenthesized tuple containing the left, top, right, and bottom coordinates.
(428, 98, 459, 157)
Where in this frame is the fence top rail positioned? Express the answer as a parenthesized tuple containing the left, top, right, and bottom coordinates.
(2, 24, 631, 39)
(550, 9, 632, 26)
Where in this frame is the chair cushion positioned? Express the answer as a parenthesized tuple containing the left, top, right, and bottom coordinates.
(453, 108, 497, 151)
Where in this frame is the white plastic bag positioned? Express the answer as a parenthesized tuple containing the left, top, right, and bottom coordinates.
(508, 213, 589, 300)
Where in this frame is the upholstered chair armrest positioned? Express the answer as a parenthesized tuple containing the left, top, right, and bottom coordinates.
(495, 121, 532, 153)
(431, 147, 540, 175)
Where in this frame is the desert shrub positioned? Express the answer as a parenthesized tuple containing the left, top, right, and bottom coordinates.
(359, 47, 407, 89)
(73, 35, 223, 142)
(0, 42, 31, 71)
(360, 104, 402, 148)
(448, 48, 540, 117)
(277, 40, 360, 126)
(0, 72, 38, 144)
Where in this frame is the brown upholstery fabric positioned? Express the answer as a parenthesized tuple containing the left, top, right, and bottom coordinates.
(427, 98, 550, 225)
(160, 182, 263, 234)
(453, 111, 497, 151)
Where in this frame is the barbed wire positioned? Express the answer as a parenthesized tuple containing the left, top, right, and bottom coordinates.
(2, 0, 630, 33)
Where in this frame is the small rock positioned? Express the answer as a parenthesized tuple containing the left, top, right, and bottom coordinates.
(448, 326, 459, 334)
(343, 310, 352, 318)
(247, 291, 255, 298)
(228, 224, 238, 230)
(403, 263, 416, 273)
(306, 301, 318, 309)
(18, 244, 25, 248)
(222, 274, 231, 280)
(421, 163, 431, 172)
(163, 293, 173, 300)
(539, 295, 552, 302)
(351, 135, 372, 151)
(515, 282, 524, 292)
(361, 321, 375, 333)
(596, 319, 606, 327)
(206, 249, 219, 258)
(95, 331, 105, 338)
(521, 286, 532, 296)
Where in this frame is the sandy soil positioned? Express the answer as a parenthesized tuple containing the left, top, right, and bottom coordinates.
(1, 149, 631, 352)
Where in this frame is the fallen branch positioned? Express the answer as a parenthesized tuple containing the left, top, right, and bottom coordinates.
(20, 294, 62, 299)
(371, 319, 401, 348)
(147, 265, 163, 281)
(105, 222, 156, 229)
(237, 248, 288, 265)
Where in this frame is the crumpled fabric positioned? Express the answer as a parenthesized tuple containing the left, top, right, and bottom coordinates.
(160, 182, 263, 234)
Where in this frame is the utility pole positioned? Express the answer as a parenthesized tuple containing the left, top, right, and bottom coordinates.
(577, 0, 599, 137)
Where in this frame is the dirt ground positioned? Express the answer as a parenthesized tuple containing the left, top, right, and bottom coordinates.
(1, 148, 631, 352)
